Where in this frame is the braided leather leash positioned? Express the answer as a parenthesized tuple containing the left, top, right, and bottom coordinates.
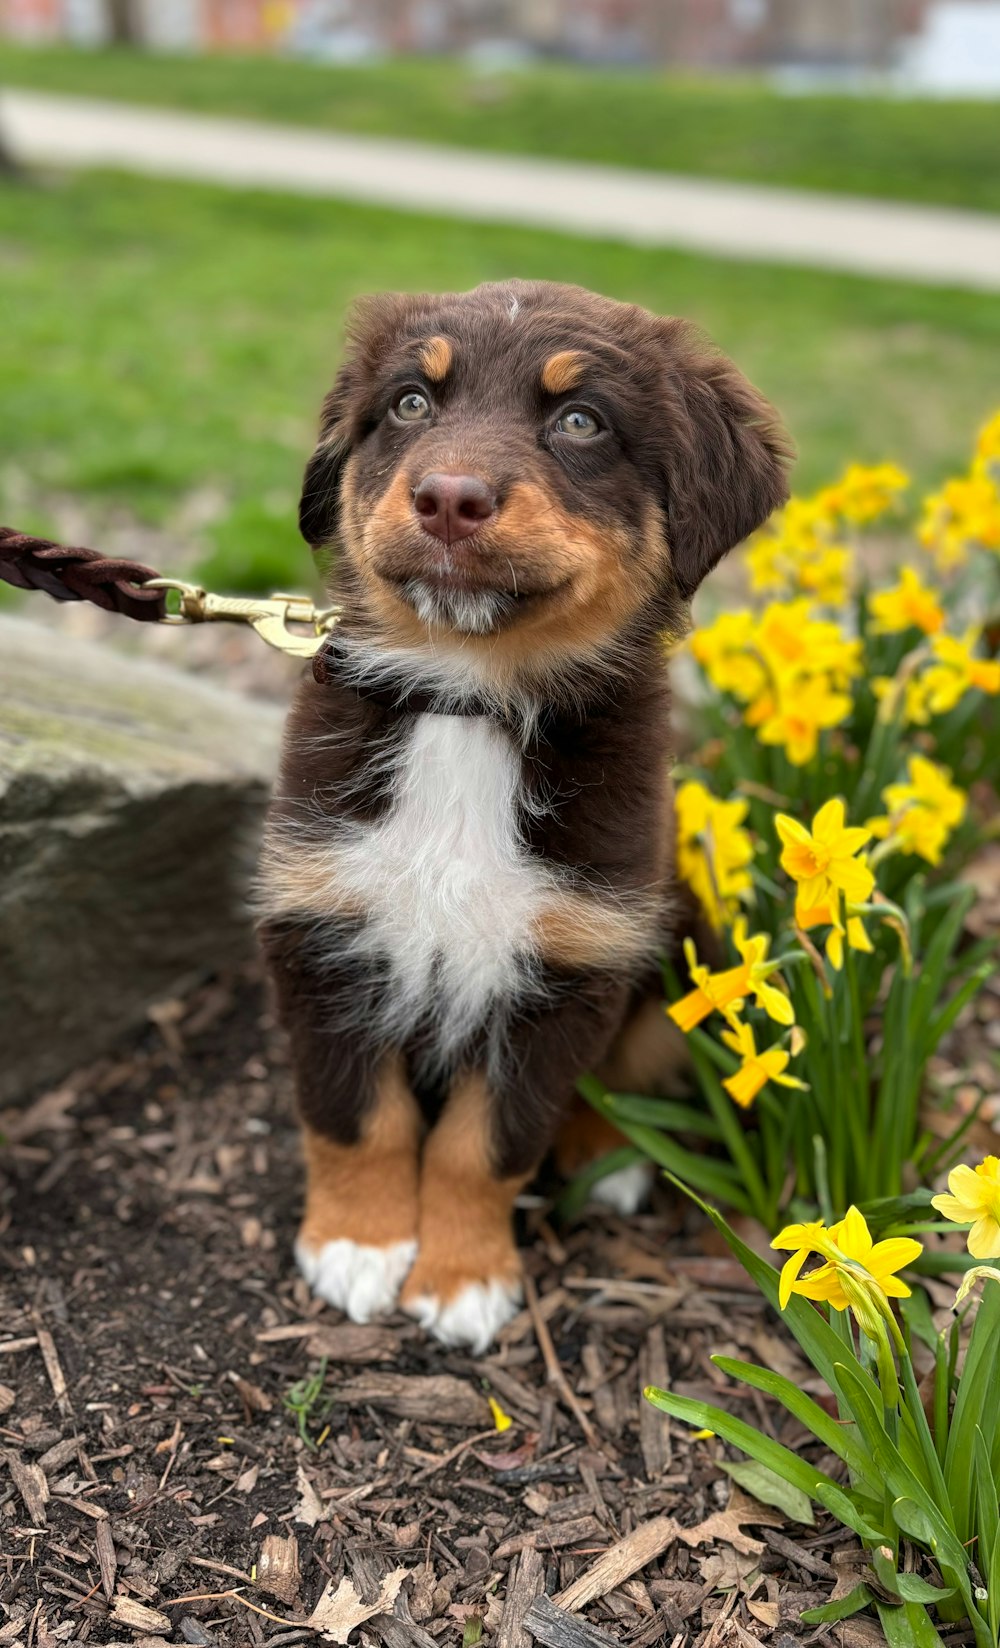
(0, 524, 340, 660)
(0, 526, 167, 622)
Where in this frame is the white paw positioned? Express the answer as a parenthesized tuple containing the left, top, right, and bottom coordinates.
(404, 1277, 522, 1355)
(296, 1237, 417, 1322)
(590, 1161, 655, 1216)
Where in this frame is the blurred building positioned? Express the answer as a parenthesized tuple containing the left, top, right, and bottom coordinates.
(2, 0, 998, 77)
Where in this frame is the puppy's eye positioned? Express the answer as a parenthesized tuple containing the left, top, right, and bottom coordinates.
(392, 389, 432, 423)
(555, 408, 602, 440)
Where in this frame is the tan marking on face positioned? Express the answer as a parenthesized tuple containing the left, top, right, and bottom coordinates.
(532, 890, 660, 972)
(419, 335, 453, 382)
(299, 1056, 422, 1253)
(257, 832, 364, 924)
(541, 349, 587, 396)
(399, 1072, 527, 1309)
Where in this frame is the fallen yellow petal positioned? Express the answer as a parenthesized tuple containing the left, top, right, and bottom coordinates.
(488, 1396, 513, 1433)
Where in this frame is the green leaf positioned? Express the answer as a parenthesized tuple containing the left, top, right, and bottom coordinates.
(643, 1385, 838, 1504)
(876, 1600, 947, 1645)
(800, 1583, 874, 1624)
(814, 1481, 887, 1544)
(599, 1090, 724, 1139)
(872, 1544, 904, 1598)
(711, 1355, 876, 1490)
(661, 1174, 851, 1392)
(892, 1497, 939, 1546)
(973, 1426, 999, 1604)
(860, 1191, 937, 1235)
(834, 1363, 975, 1591)
(895, 1573, 956, 1604)
(719, 1459, 814, 1526)
(945, 1278, 1000, 1544)
(871, 1547, 956, 1605)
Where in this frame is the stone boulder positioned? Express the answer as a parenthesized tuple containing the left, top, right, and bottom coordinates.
(0, 614, 285, 1102)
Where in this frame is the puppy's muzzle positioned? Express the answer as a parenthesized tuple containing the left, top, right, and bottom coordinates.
(413, 472, 496, 546)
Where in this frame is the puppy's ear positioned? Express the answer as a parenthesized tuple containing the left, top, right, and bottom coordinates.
(659, 321, 793, 600)
(299, 291, 448, 551)
(299, 378, 353, 551)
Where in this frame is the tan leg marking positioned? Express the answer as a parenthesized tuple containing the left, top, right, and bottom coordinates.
(400, 1073, 527, 1351)
(297, 1056, 422, 1321)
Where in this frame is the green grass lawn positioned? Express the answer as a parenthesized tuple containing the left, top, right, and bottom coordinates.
(2, 44, 1000, 213)
(1, 169, 998, 596)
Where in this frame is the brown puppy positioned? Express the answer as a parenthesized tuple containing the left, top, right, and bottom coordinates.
(258, 280, 790, 1352)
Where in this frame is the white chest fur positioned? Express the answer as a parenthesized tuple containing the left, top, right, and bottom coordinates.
(333, 714, 555, 1055)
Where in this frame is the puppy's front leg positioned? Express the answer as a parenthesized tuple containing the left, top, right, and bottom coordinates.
(401, 973, 631, 1352)
(400, 1073, 527, 1355)
(263, 921, 422, 1321)
(297, 1055, 422, 1322)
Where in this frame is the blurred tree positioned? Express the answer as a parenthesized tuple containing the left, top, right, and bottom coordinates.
(107, 0, 140, 44)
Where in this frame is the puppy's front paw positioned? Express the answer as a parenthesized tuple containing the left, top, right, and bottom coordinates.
(400, 1260, 522, 1354)
(296, 1236, 417, 1323)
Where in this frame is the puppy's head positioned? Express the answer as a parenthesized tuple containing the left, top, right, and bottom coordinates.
(301, 281, 791, 680)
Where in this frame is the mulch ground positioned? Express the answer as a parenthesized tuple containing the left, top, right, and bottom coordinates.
(0, 962, 941, 1648)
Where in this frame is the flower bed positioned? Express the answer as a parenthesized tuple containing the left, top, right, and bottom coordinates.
(583, 411, 1000, 1642)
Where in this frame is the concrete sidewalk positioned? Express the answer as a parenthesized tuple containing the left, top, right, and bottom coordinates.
(4, 88, 1000, 291)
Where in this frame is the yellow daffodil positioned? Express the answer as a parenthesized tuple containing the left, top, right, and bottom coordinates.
(689, 610, 766, 701)
(773, 1206, 922, 1312)
(775, 799, 875, 913)
(668, 943, 748, 1034)
(920, 629, 1000, 715)
(931, 1156, 1000, 1259)
(869, 565, 944, 637)
(668, 921, 794, 1034)
(919, 473, 1000, 568)
(690, 603, 862, 769)
(753, 602, 862, 688)
(817, 463, 909, 525)
(746, 498, 852, 605)
(749, 675, 853, 767)
(976, 409, 1000, 468)
(720, 1019, 806, 1109)
(869, 755, 966, 867)
(771, 1219, 834, 1308)
(795, 545, 852, 605)
(795, 896, 873, 971)
(675, 780, 754, 931)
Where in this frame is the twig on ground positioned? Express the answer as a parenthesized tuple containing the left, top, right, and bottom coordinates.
(165, 1586, 300, 1625)
(523, 1275, 600, 1451)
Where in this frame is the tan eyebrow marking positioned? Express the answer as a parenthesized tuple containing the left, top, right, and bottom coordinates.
(419, 335, 453, 382)
(541, 350, 587, 396)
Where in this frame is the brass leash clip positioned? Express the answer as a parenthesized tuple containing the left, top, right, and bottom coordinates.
(144, 578, 341, 659)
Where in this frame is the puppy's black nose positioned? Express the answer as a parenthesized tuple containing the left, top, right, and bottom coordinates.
(413, 472, 496, 545)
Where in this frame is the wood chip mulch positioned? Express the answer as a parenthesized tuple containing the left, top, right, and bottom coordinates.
(0, 964, 962, 1648)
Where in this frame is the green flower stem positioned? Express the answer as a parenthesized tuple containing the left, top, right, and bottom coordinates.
(843, 913, 874, 1193)
(686, 1038, 774, 1230)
